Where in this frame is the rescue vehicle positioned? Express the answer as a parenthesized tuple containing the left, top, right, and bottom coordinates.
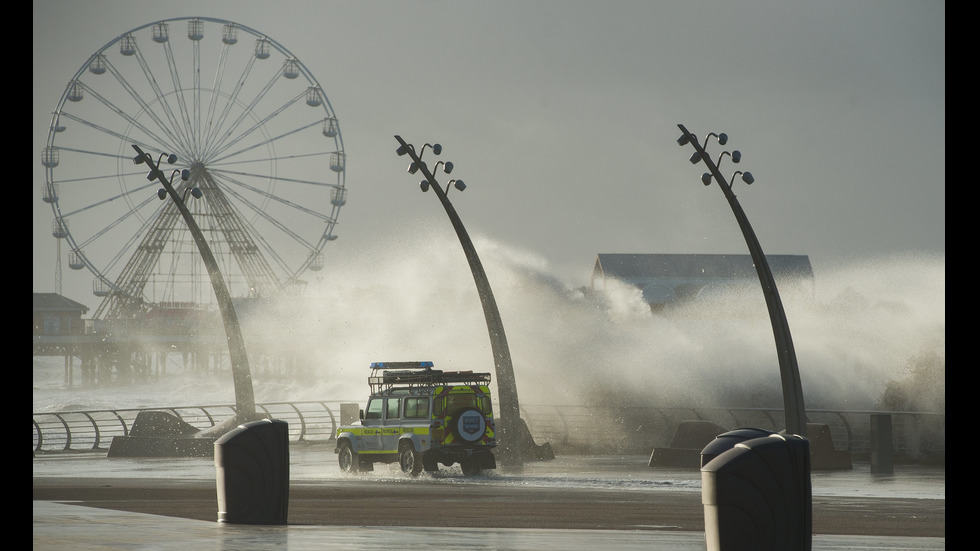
(334, 361, 497, 476)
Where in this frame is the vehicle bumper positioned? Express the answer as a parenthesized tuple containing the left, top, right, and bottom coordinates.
(424, 445, 496, 468)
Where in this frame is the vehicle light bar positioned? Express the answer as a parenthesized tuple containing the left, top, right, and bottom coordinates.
(369, 361, 435, 370)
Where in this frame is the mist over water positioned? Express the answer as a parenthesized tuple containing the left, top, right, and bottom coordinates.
(34, 230, 944, 417)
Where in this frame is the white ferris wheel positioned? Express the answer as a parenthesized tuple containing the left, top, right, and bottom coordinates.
(41, 17, 347, 319)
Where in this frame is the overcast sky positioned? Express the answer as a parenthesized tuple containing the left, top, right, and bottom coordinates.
(33, 0, 945, 303)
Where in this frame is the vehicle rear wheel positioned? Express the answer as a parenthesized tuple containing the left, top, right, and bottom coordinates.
(338, 441, 359, 473)
(460, 458, 481, 476)
(399, 444, 423, 477)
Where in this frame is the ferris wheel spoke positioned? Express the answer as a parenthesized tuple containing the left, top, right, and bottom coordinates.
(211, 115, 322, 166)
(211, 169, 337, 222)
(197, 179, 295, 276)
(203, 52, 259, 158)
(216, 180, 318, 252)
(72, 194, 160, 254)
(191, 38, 202, 156)
(58, 180, 157, 219)
(245, 221, 301, 276)
(205, 66, 286, 160)
(130, 44, 192, 155)
(50, 170, 141, 188)
(236, 218, 294, 276)
(207, 89, 306, 163)
(160, 39, 196, 155)
(57, 111, 177, 163)
(201, 45, 231, 152)
(210, 161, 334, 186)
(201, 53, 233, 154)
(98, 219, 153, 277)
(99, 56, 185, 153)
(48, 141, 125, 163)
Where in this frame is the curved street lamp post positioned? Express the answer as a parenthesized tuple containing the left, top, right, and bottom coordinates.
(133, 144, 257, 424)
(394, 135, 525, 466)
(676, 126, 811, 550)
(675, 125, 806, 437)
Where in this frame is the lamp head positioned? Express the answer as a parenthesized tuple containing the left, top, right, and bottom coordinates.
(420, 180, 430, 192)
(431, 144, 442, 155)
(453, 179, 466, 191)
(166, 154, 178, 164)
(677, 133, 690, 146)
(741, 171, 754, 185)
(731, 150, 741, 163)
(181, 169, 191, 181)
(157, 188, 167, 200)
(701, 173, 712, 186)
(443, 161, 454, 175)
(133, 154, 147, 165)
(395, 144, 410, 156)
(717, 133, 728, 146)
(407, 162, 420, 175)
(191, 188, 203, 198)
(689, 152, 702, 165)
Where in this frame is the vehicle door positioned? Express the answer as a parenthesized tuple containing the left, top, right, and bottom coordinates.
(359, 397, 384, 451)
(402, 395, 432, 447)
(381, 397, 402, 452)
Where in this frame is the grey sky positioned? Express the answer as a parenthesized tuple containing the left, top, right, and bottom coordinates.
(33, 0, 945, 303)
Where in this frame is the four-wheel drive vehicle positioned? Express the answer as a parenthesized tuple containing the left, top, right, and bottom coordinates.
(334, 361, 497, 476)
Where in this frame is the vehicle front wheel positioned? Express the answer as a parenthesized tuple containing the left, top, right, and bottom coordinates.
(338, 441, 359, 474)
(399, 444, 423, 477)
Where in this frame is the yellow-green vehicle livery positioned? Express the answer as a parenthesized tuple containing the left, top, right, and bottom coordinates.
(334, 361, 497, 476)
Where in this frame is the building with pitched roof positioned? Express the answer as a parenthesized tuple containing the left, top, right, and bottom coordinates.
(33, 292, 90, 336)
(591, 253, 814, 310)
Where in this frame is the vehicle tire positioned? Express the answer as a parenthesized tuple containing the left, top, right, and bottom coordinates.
(399, 443, 423, 477)
(338, 441, 359, 473)
(451, 407, 487, 443)
(460, 458, 481, 476)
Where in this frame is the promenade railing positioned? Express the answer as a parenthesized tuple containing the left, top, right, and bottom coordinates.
(33, 401, 346, 454)
(33, 402, 944, 463)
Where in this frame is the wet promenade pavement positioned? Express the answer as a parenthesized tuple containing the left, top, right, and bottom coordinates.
(34, 445, 944, 550)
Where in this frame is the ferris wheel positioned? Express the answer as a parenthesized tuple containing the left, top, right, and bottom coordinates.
(41, 17, 346, 319)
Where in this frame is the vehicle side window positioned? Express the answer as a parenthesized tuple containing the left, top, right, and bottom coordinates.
(386, 398, 401, 420)
(404, 397, 430, 419)
(364, 398, 383, 420)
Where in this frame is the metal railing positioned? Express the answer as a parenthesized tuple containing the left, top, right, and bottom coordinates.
(34, 402, 945, 463)
(519, 404, 945, 462)
(33, 401, 347, 454)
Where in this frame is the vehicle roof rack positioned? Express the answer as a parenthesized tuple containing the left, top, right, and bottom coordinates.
(367, 361, 491, 393)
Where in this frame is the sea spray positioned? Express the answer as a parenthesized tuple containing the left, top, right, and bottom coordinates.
(34, 233, 944, 418)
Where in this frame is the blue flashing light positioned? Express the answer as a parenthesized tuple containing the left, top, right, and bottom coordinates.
(370, 361, 435, 369)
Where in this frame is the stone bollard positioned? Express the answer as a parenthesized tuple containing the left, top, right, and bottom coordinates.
(870, 414, 894, 474)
